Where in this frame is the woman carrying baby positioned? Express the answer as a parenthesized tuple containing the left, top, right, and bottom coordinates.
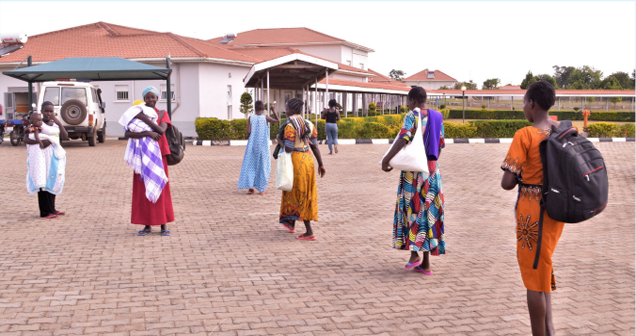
(123, 86, 174, 236)
(24, 101, 68, 219)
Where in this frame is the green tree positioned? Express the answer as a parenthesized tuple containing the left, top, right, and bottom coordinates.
(602, 76, 623, 90)
(389, 69, 406, 81)
(439, 85, 452, 90)
(553, 65, 576, 88)
(239, 92, 253, 115)
(535, 74, 558, 89)
(611, 97, 623, 107)
(482, 78, 501, 90)
(567, 66, 603, 89)
(632, 70, 635, 89)
(453, 80, 477, 90)
(520, 71, 536, 89)
(601, 71, 632, 90)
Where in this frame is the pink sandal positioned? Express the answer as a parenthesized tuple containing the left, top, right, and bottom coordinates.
(296, 234, 316, 241)
(404, 260, 422, 270)
(414, 266, 433, 275)
(281, 224, 296, 233)
(42, 214, 57, 219)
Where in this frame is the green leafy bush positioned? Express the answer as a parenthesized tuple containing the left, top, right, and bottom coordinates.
(195, 118, 232, 140)
(439, 109, 450, 120)
(400, 106, 408, 112)
(439, 104, 446, 109)
(443, 122, 477, 138)
(446, 109, 635, 122)
(574, 107, 580, 111)
(586, 122, 635, 137)
(471, 120, 532, 138)
(481, 104, 487, 109)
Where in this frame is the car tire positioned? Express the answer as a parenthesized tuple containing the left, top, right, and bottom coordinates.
(61, 99, 87, 126)
(88, 126, 96, 147)
(9, 130, 21, 146)
(97, 122, 106, 143)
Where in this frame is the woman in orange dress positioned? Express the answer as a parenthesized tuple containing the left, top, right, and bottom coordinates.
(501, 81, 573, 336)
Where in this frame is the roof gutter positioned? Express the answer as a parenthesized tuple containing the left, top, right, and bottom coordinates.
(0, 57, 255, 68)
(312, 83, 408, 95)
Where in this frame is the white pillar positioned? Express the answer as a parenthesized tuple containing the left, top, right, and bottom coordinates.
(325, 69, 329, 108)
(266, 70, 270, 115)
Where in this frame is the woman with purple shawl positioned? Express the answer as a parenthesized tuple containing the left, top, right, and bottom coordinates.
(381, 87, 446, 275)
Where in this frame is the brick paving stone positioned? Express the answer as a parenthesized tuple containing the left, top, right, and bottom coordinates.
(0, 140, 633, 335)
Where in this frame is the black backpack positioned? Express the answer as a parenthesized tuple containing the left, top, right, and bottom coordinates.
(159, 111, 185, 166)
(539, 120, 608, 223)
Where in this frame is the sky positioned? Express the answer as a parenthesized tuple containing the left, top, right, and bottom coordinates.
(0, 1, 634, 88)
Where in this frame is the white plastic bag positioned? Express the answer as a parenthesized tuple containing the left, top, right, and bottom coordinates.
(379, 109, 429, 173)
(276, 150, 294, 191)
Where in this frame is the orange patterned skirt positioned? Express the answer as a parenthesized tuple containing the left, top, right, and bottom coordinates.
(280, 150, 318, 225)
(516, 184, 565, 293)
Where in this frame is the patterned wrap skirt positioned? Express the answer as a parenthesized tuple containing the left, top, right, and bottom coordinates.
(515, 184, 564, 293)
(280, 149, 318, 225)
(393, 163, 445, 255)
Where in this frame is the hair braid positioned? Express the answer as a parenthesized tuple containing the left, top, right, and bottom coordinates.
(287, 98, 304, 114)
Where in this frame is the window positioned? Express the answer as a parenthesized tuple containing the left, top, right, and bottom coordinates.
(61, 88, 87, 105)
(346, 60, 351, 66)
(160, 84, 175, 101)
(427, 71, 435, 79)
(43, 88, 60, 105)
(115, 85, 129, 101)
(227, 85, 232, 106)
(359, 63, 365, 70)
(91, 88, 98, 103)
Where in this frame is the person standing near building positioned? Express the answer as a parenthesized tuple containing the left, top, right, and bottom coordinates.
(238, 101, 279, 194)
(321, 99, 340, 155)
(24, 102, 68, 219)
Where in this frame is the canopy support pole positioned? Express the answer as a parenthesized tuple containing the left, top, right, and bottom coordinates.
(267, 70, 270, 116)
(166, 56, 172, 118)
(315, 78, 318, 125)
(325, 69, 329, 109)
(27, 56, 33, 114)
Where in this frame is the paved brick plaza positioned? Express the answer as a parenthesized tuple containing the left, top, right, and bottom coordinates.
(1, 140, 634, 336)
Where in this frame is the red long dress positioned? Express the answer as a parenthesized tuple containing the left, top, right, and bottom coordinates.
(131, 109, 175, 225)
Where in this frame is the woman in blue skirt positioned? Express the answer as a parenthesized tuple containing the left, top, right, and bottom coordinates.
(238, 101, 279, 195)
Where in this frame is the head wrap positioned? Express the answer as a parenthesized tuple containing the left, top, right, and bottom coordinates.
(142, 86, 160, 99)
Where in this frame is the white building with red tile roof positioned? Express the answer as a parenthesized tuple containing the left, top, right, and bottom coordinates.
(0, 23, 410, 136)
(402, 69, 457, 90)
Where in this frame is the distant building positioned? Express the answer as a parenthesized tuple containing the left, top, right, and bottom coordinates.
(402, 69, 457, 90)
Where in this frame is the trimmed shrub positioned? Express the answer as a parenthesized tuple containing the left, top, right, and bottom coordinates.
(481, 104, 487, 109)
(586, 122, 635, 137)
(471, 120, 532, 138)
(446, 109, 635, 122)
(439, 104, 446, 109)
(443, 122, 477, 138)
(229, 119, 248, 140)
(195, 118, 233, 140)
(400, 106, 408, 112)
(439, 109, 450, 120)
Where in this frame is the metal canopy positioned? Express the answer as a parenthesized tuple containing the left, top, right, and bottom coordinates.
(3, 57, 171, 82)
(244, 53, 338, 90)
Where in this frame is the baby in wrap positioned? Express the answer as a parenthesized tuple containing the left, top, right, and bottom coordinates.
(27, 113, 66, 159)
(118, 102, 168, 203)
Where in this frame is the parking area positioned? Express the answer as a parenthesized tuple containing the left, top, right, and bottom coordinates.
(1, 140, 634, 336)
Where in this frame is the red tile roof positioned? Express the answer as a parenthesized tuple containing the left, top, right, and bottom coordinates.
(209, 28, 373, 51)
(404, 69, 457, 82)
(367, 69, 397, 83)
(0, 22, 259, 64)
(427, 89, 635, 95)
(318, 78, 410, 92)
(499, 85, 521, 90)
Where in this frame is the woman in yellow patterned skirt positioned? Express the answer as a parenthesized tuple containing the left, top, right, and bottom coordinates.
(276, 98, 326, 240)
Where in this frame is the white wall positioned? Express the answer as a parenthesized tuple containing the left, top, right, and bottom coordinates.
(197, 62, 251, 121)
(403, 80, 456, 90)
(288, 44, 342, 64)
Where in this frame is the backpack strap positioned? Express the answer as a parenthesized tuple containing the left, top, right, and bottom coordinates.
(533, 205, 545, 270)
(558, 120, 572, 130)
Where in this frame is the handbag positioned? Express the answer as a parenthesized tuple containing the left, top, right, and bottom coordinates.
(276, 149, 294, 191)
(380, 110, 429, 173)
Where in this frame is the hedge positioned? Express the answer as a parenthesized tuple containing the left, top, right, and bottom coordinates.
(447, 109, 635, 122)
(195, 116, 633, 140)
(586, 122, 635, 137)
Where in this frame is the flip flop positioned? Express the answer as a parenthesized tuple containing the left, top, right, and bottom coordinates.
(404, 260, 422, 270)
(281, 224, 296, 233)
(247, 189, 255, 194)
(414, 266, 433, 275)
(296, 234, 316, 241)
(137, 228, 151, 236)
(161, 230, 171, 236)
(42, 214, 57, 219)
(259, 192, 267, 195)
(54, 211, 65, 216)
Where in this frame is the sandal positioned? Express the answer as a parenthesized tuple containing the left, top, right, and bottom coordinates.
(247, 189, 255, 194)
(404, 260, 422, 270)
(54, 211, 65, 216)
(42, 214, 57, 219)
(137, 228, 151, 236)
(281, 224, 296, 233)
(161, 230, 171, 236)
(414, 266, 433, 275)
(296, 234, 316, 241)
(259, 191, 267, 195)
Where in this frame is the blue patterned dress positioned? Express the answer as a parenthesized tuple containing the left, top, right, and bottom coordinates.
(237, 114, 271, 193)
(392, 108, 446, 255)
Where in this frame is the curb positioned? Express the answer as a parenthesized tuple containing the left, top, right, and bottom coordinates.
(190, 138, 635, 146)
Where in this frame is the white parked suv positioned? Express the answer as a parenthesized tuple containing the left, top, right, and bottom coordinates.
(37, 81, 106, 146)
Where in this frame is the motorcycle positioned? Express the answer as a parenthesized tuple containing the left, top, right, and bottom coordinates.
(8, 117, 28, 146)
